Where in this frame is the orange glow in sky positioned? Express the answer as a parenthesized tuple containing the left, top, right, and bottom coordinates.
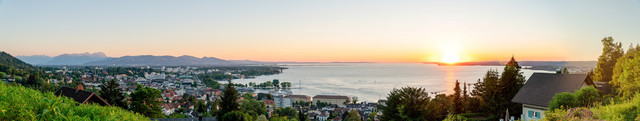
(1, 1, 639, 62)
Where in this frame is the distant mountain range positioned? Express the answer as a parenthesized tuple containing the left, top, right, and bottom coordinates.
(18, 52, 110, 65)
(16, 52, 273, 66)
(85, 55, 231, 66)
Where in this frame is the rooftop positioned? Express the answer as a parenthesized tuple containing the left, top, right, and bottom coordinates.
(511, 73, 590, 107)
(313, 95, 350, 100)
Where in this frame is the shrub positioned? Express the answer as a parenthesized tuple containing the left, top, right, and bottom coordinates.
(575, 86, 600, 107)
(222, 111, 251, 121)
(549, 92, 579, 110)
(590, 93, 640, 121)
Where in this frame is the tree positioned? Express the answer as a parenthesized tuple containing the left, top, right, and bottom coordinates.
(219, 80, 241, 118)
(497, 56, 526, 118)
(209, 98, 220, 116)
(258, 93, 274, 100)
(346, 110, 362, 121)
(98, 79, 127, 109)
(242, 93, 253, 100)
(315, 101, 330, 108)
(471, 69, 501, 115)
(222, 111, 250, 121)
(343, 99, 349, 106)
(593, 37, 624, 83)
(380, 87, 431, 121)
(352, 96, 359, 104)
(281, 82, 292, 89)
(273, 79, 280, 88)
(427, 94, 450, 120)
(180, 93, 197, 106)
(298, 109, 307, 121)
(240, 99, 267, 117)
(548, 92, 578, 110)
(452, 80, 463, 115)
(462, 82, 471, 113)
(167, 113, 189, 118)
(575, 86, 600, 107)
(368, 111, 378, 121)
(256, 115, 269, 121)
(202, 78, 221, 89)
(274, 107, 298, 119)
(130, 85, 164, 118)
(196, 100, 207, 114)
(270, 116, 299, 121)
(610, 44, 640, 97)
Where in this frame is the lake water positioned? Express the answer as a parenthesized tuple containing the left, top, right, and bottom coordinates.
(233, 63, 552, 102)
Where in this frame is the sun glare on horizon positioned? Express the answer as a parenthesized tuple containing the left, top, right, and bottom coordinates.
(441, 51, 461, 64)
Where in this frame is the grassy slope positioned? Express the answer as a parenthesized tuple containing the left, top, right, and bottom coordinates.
(0, 81, 149, 120)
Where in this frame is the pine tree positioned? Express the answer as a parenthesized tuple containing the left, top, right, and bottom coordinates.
(98, 79, 127, 109)
(471, 69, 501, 116)
(497, 56, 526, 118)
(452, 80, 463, 114)
(593, 37, 624, 83)
(462, 82, 469, 113)
(218, 79, 240, 119)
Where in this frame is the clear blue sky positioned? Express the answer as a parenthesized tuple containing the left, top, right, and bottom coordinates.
(1, 0, 639, 62)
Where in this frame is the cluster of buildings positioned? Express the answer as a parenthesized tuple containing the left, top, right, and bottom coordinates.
(20, 66, 382, 120)
(253, 91, 381, 121)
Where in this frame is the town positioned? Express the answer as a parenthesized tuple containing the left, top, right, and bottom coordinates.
(2, 64, 381, 121)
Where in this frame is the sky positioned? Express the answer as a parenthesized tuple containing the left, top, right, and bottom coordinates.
(1, 0, 639, 63)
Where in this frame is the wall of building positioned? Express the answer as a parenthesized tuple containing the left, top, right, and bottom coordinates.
(522, 104, 546, 121)
(291, 97, 311, 103)
(314, 98, 348, 106)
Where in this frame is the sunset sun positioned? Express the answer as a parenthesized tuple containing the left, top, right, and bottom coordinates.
(441, 51, 460, 64)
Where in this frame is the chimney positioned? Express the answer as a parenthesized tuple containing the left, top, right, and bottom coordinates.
(76, 82, 85, 91)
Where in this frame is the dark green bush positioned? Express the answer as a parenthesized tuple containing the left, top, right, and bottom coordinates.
(549, 92, 579, 110)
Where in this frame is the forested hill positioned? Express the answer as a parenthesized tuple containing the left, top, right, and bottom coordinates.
(0, 51, 33, 69)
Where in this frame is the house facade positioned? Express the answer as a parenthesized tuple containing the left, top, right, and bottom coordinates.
(512, 73, 593, 121)
(286, 94, 311, 103)
(274, 95, 292, 108)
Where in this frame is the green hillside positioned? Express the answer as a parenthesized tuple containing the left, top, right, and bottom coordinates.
(0, 81, 149, 120)
(0, 51, 33, 69)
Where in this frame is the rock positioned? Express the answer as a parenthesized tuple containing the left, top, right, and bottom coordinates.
(564, 107, 597, 120)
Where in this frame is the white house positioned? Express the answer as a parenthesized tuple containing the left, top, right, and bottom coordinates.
(512, 73, 594, 121)
(274, 95, 292, 108)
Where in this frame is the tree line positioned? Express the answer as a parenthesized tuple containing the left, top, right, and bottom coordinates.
(380, 56, 525, 120)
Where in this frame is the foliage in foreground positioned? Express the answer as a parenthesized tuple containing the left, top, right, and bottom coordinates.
(610, 44, 640, 98)
(545, 93, 640, 121)
(549, 86, 600, 110)
(0, 81, 148, 120)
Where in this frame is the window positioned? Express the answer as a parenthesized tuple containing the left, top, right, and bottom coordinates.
(528, 110, 541, 119)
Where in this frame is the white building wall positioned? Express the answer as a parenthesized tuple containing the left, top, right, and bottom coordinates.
(274, 96, 292, 108)
(521, 104, 546, 121)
